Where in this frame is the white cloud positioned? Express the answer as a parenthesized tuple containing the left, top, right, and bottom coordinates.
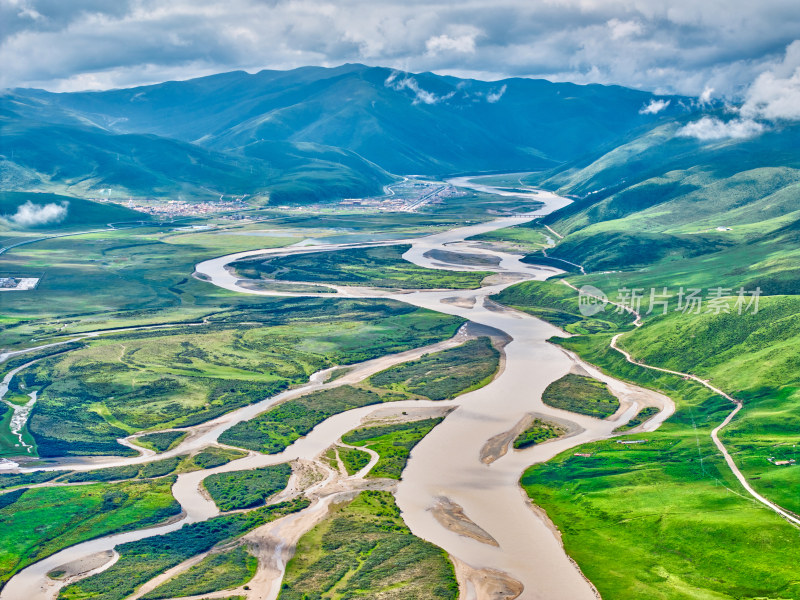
(5, 200, 69, 226)
(384, 73, 454, 105)
(486, 84, 507, 103)
(607, 18, 643, 40)
(698, 86, 714, 104)
(639, 98, 670, 114)
(740, 40, 800, 120)
(426, 33, 477, 55)
(1, 1, 800, 97)
(676, 116, 765, 140)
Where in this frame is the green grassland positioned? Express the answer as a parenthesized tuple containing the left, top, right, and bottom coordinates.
(59, 498, 309, 600)
(541, 373, 620, 419)
(0, 470, 62, 490)
(203, 464, 292, 511)
(491, 279, 633, 334)
(279, 491, 458, 600)
(466, 220, 552, 252)
(518, 330, 800, 600)
(0, 226, 301, 346)
(133, 431, 187, 452)
(614, 296, 800, 513)
(15, 300, 462, 457)
(142, 545, 257, 600)
(340, 418, 444, 479)
(60, 457, 183, 483)
(367, 337, 500, 400)
(0, 478, 179, 587)
(219, 386, 397, 454)
(513, 419, 565, 449)
(231, 245, 492, 290)
(220, 337, 491, 455)
(337, 446, 371, 475)
(189, 446, 248, 469)
(529, 136, 800, 296)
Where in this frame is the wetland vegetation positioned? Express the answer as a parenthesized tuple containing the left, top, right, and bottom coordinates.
(513, 419, 566, 449)
(0, 478, 179, 587)
(141, 545, 257, 600)
(231, 245, 492, 289)
(16, 300, 462, 456)
(341, 418, 444, 479)
(204, 464, 293, 511)
(279, 491, 458, 600)
(59, 498, 309, 600)
(541, 373, 620, 419)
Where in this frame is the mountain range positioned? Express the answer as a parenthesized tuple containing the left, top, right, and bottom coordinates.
(1, 64, 688, 203)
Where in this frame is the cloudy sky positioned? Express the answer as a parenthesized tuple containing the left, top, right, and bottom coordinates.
(1, 0, 799, 101)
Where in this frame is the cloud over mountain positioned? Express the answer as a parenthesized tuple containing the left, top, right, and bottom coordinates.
(1, 0, 799, 97)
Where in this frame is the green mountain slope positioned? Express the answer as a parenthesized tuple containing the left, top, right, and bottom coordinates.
(0, 98, 394, 203)
(519, 119, 800, 292)
(11, 64, 687, 175)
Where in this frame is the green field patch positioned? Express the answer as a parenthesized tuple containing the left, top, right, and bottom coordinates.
(59, 498, 309, 600)
(203, 464, 292, 511)
(541, 373, 620, 419)
(279, 491, 457, 599)
(513, 419, 566, 449)
(0, 478, 180, 587)
(142, 545, 257, 600)
(186, 446, 248, 470)
(341, 418, 444, 479)
(467, 221, 552, 252)
(368, 337, 500, 401)
(337, 446, 371, 475)
(232, 244, 492, 290)
(133, 431, 187, 453)
(219, 386, 395, 454)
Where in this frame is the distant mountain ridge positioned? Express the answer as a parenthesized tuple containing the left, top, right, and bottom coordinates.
(1, 64, 689, 203)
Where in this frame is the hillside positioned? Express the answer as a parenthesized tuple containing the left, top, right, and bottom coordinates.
(0, 192, 149, 231)
(0, 95, 394, 203)
(513, 118, 800, 293)
(8, 64, 687, 176)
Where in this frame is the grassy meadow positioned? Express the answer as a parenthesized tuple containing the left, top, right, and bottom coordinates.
(487, 279, 800, 598)
(336, 445, 372, 475)
(141, 545, 257, 600)
(232, 245, 492, 289)
(492, 279, 634, 334)
(367, 337, 500, 400)
(513, 419, 565, 449)
(221, 337, 496, 455)
(0, 478, 179, 587)
(467, 220, 552, 252)
(541, 373, 620, 419)
(59, 498, 309, 600)
(341, 417, 444, 479)
(13, 300, 462, 457)
(204, 464, 293, 511)
(279, 491, 458, 600)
